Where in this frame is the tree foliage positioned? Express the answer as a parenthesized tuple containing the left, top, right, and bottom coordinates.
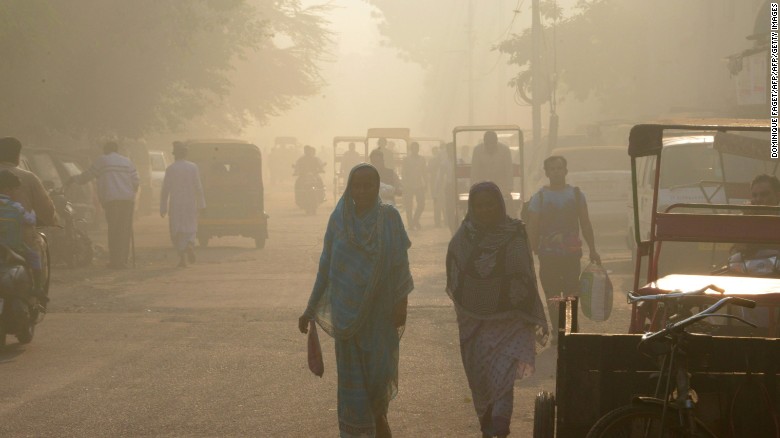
(362, 0, 456, 66)
(0, 0, 330, 143)
(498, 0, 742, 118)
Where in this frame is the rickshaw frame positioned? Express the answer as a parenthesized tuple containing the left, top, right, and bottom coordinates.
(626, 119, 780, 335)
(532, 119, 780, 437)
(365, 127, 410, 171)
(451, 125, 525, 230)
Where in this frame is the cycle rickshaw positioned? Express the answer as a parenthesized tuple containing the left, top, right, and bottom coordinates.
(450, 125, 525, 233)
(533, 119, 780, 437)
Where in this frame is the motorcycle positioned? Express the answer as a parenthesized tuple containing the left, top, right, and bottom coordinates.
(294, 166, 326, 215)
(46, 187, 93, 267)
(0, 239, 47, 347)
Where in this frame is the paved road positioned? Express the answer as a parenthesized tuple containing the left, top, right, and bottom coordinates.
(0, 188, 634, 437)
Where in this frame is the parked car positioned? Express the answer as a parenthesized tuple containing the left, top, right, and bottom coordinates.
(20, 148, 97, 228)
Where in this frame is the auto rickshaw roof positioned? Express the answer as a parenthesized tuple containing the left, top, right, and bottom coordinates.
(628, 119, 770, 158)
(333, 136, 366, 144)
(366, 128, 410, 140)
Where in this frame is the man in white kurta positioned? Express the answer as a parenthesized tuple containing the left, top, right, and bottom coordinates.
(160, 143, 206, 267)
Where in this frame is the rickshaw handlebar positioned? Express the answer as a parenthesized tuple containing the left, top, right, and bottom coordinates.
(627, 284, 725, 303)
(640, 295, 757, 344)
(628, 284, 755, 308)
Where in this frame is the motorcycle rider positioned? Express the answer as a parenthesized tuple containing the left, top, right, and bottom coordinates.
(294, 145, 325, 177)
(0, 137, 57, 304)
(0, 171, 43, 298)
(294, 145, 325, 210)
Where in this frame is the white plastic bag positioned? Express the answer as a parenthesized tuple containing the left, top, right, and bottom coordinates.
(579, 262, 613, 322)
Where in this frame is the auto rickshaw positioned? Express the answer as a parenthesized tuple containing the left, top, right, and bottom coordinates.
(531, 119, 780, 437)
(451, 125, 525, 232)
(332, 136, 367, 200)
(185, 139, 268, 249)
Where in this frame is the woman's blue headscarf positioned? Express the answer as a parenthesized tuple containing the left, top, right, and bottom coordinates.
(306, 163, 413, 339)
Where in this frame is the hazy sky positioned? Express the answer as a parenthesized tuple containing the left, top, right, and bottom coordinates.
(251, 0, 592, 151)
(252, 0, 425, 151)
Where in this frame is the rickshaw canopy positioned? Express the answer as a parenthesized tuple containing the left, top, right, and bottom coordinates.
(332, 136, 366, 145)
(627, 118, 770, 157)
(452, 125, 525, 148)
(366, 128, 410, 141)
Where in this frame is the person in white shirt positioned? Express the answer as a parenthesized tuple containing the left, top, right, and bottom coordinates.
(69, 141, 139, 269)
(470, 131, 513, 196)
(160, 142, 206, 268)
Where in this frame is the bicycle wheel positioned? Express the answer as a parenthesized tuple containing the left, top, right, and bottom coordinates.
(586, 404, 717, 438)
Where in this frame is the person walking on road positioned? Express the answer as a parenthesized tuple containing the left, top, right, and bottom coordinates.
(69, 141, 139, 269)
(299, 163, 414, 438)
(526, 155, 600, 343)
(160, 142, 205, 268)
(446, 182, 548, 438)
(401, 141, 427, 230)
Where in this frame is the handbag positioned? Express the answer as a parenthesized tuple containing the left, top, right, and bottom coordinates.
(307, 320, 324, 377)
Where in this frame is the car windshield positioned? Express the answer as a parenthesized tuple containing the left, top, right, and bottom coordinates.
(61, 162, 81, 177)
(660, 142, 774, 190)
(29, 153, 62, 187)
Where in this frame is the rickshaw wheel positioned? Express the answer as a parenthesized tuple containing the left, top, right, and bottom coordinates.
(198, 236, 209, 248)
(533, 391, 555, 438)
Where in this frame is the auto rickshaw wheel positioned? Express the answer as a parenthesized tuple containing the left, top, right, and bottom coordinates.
(533, 391, 555, 438)
(198, 236, 209, 248)
(254, 235, 266, 249)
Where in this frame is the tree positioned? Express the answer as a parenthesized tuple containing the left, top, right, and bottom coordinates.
(0, 0, 331, 144)
(498, 0, 747, 119)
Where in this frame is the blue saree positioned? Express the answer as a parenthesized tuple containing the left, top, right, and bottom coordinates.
(305, 164, 414, 437)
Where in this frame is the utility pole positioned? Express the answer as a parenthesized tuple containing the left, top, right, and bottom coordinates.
(467, 0, 474, 125)
(531, 0, 542, 149)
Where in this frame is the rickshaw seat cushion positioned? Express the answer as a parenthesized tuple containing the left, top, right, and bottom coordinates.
(636, 274, 780, 304)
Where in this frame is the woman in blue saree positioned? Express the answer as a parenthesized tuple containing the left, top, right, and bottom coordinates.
(446, 182, 548, 438)
(299, 163, 414, 438)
